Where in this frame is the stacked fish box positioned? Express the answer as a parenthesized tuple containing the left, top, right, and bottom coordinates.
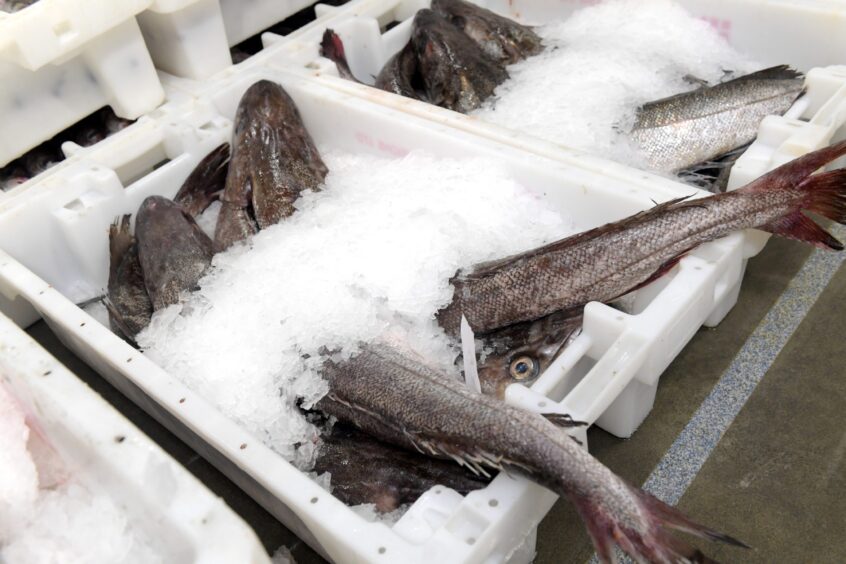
(136, 0, 350, 79)
(0, 0, 164, 177)
(0, 310, 270, 563)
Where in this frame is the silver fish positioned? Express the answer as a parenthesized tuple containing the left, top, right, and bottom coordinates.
(438, 140, 846, 335)
(631, 66, 804, 172)
(317, 343, 747, 562)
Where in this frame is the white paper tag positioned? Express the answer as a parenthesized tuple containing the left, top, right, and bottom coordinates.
(460, 315, 481, 394)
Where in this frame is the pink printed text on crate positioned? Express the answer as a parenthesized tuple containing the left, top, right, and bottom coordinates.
(354, 131, 409, 157)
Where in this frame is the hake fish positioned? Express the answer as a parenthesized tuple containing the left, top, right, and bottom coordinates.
(431, 0, 543, 65)
(214, 80, 328, 250)
(438, 140, 846, 335)
(411, 9, 508, 113)
(317, 343, 747, 562)
(631, 65, 805, 172)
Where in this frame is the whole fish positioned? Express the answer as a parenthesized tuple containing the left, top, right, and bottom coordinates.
(631, 66, 805, 172)
(477, 310, 582, 398)
(106, 215, 153, 342)
(136, 196, 214, 310)
(438, 140, 846, 335)
(431, 0, 543, 65)
(321, 29, 425, 101)
(214, 80, 328, 250)
(173, 143, 230, 218)
(317, 343, 746, 562)
(313, 423, 489, 512)
(411, 9, 508, 113)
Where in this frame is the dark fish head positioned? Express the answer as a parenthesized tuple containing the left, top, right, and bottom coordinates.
(431, 0, 543, 65)
(477, 312, 582, 399)
(224, 80, 328, 236)
(411, 9, 508, 113)
(136, 196, 213, 310)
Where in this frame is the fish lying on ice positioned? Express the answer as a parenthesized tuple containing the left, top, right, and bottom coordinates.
(631, 65, 805, 173)
(438, 139, 846, 336)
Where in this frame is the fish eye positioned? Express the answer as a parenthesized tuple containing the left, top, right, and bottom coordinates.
(451, 15, 466, 28)
(509, 356, 538, 380)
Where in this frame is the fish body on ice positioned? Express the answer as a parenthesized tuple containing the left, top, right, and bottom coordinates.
(318, 343, 746, 562)
(431, 0, 543, 65)
(631, 65, 805, 172)
(438, 140, 846, 336)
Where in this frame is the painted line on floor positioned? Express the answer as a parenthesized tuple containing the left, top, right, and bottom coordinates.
(642, 224, 846, 505)
(587, 227, 846, 564)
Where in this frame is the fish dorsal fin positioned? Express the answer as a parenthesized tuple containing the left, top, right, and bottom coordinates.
(542, 412, 587, 428)
(459, 195, 696, 281)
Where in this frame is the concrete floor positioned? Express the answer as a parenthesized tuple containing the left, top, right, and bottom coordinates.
(25, 234, 846, 563)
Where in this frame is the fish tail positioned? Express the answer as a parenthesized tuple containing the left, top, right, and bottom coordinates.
(320, 29, 357, 82)
(571, 484, 748, 563)
(749, 139, 846, 249)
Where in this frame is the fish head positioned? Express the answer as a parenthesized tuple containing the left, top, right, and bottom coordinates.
(477, 312, 582, 399)
(431, 0, 543, 65)
(411, 9, 507, 113)
(135, 196, 213, 310)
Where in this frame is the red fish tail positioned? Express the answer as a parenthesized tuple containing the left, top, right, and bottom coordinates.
(747, 139, 846, 249)
(571, 485, 748, 563)
(320, 29, 356, 81)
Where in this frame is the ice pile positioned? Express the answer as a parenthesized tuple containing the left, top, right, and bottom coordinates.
(138, 149, 572, 467)
(473, 0, 760, 171)
(0, 384, 161, 563)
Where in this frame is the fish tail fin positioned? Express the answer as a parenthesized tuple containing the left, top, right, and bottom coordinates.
(570, 485, 748, 563)
(108, 215, 134, 280)
(320, 29, 357, 82)
(749, 139, 846, 249)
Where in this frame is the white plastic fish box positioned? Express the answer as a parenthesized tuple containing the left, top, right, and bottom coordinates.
(0, 63, 782, 563)
(263, 0, 846, 186)
(0, 311, 270, 563)
(136, 0, 348, 79)
(0, 0, 165, 168)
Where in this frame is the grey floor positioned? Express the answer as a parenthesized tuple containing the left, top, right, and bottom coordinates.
(25, 233, 846, 563)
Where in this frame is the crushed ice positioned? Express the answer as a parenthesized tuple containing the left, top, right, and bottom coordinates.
(0, 383, 161, 563)
(137, 149, 571, 467)
(473, 0, 760, 172)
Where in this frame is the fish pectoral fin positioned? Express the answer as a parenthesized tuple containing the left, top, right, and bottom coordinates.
(541, 412, 587, 428)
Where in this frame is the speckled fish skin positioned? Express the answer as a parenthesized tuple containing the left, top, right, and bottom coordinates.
(431, 0, 543, 65)
(173, 143, 230, 218)
(631, 66, 804, 172)
(106, 215, 152, 341)
(313, 423, 489, 512)
(477, 310, 582, 399)
(438, 140, 846, 335)
(411, 9, 508, 113)
(136, 196, 213, 310)
(214, 80, 328, 250)
(318, 343, 745, 562)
